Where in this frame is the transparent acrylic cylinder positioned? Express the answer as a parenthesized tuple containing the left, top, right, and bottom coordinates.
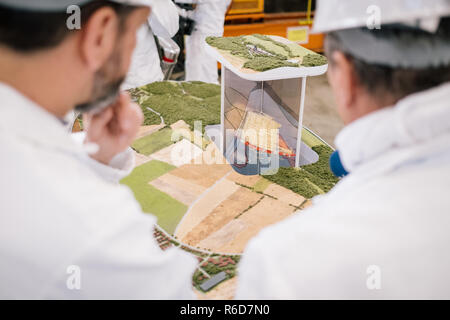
(221, 68, 318, 175)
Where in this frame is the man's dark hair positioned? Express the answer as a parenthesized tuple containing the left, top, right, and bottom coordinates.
(0, 0, 138, 53)
(325, 17, 450, 103)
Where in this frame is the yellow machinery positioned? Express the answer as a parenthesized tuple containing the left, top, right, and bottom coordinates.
(225, 0, 324, 52)
(228, 0, 264, 15)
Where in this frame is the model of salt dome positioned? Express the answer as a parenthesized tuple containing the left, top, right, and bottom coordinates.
(205, 34, 328, 175)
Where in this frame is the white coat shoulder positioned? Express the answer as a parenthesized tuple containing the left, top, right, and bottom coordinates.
(236, 162, 450, 299)
(0, 128, 197, 299)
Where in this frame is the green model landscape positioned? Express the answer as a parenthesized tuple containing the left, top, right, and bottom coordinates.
(132, 127, 175, 156)
(121, 160, 187, 235)
(123, 80, 339, 292)
(129, 81, 221, 132)
(127, 80, 338, 204)
(206, 34, 328, 71)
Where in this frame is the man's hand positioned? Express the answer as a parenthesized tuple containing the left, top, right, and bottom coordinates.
(83, 92, 143, 165)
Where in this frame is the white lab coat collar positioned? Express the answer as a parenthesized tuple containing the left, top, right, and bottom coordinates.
(335, 82, 450, 173)
(0, 82, 84, 155)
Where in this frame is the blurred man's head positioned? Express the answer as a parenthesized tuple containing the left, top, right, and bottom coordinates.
(323, 18, 450, 125)
(0, 0, 150, 115)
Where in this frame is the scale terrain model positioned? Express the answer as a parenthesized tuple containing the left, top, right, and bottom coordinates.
(205, 34, 328, 176)
(206, 34, 327, 72)
(118, 75, 338, 297)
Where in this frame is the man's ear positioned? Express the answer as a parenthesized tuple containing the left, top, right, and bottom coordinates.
(328, 51, 358, 113)
(78, 7, 119, 72)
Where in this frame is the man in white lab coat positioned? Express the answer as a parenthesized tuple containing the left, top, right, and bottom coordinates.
(236, 0, 450, 299)
(185, 0, 231, 84)
(122, 0, 179, 89)
(0, 0, 196, 299)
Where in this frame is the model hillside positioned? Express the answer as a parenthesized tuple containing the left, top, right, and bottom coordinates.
(127, 81, 338, 201)
(206, 34, 328, 72)
(129, 80, 221, 132)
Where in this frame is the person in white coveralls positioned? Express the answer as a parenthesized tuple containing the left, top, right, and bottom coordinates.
(0, 0, 196, 299)
(122, 0, 179, 89)
(236, 0, 450, 299)
(184, 0, 231, 84)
